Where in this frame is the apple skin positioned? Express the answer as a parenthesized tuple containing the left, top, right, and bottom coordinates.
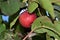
(19, 11, 37, 28)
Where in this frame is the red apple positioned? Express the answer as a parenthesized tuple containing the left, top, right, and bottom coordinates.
(19, 11, 37, 28)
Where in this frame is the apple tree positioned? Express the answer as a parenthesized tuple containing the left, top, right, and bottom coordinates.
(0, 0, 60, 40)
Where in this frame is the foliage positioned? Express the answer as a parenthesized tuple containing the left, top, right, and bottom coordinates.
(0, 0, 60, 40)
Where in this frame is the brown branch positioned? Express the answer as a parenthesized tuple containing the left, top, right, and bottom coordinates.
(23, 27, 38, 40)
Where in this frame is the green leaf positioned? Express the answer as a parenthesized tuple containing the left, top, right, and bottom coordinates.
(46, 34, 52, 40)
(0, 32, 5, 40)
(1, 0, 20, 16)
(31, 17, 41, 30)
(55, 2, 60, 6)
(28, 2, 38, 13)
(0, 15, 2, 23)
(31, 16, 60, 40)
(31, 16, 55, 32)
(54, 21, 60, 33)
(4, 32, 13, 40)
(15, 23, 25, 35)
(29, 0, 39, 3)
(38, 0, 55, 19)
(0, 24, 6, 34)
(50, 0, 60, 5)
(35, 28, 60, 40)
(14, 33, 21, 40)
(15, 25, 20, 32)
(20, 2, 26, 8)
(40, 18, 60, 39)
(0, 0, 3, 2)
(23, 0, 27, 2)
(10, 15, 19, 28)
(40, 18, 54, 29)
(31, 16, 52, 30)
(20, 0, 23, 2)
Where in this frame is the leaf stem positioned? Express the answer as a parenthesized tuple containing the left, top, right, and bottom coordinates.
(38, 8, 42, 17)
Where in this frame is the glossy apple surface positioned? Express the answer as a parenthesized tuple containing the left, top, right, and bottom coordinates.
(19, 11, 37, 28)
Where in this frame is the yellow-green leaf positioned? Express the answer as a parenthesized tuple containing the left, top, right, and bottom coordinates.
(38, 0, 55, 19)
(10, 15, 19, 28)
(55, 2, 60, 5)
(54, 21, 60, 33)
(0, 24, 6, 33)
(50, 0, 60, 5)
(28, 2, 38, 13)
(23, 0, 27, 2)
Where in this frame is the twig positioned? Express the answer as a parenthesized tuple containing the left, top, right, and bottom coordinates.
(17, 33, 23, 38)
(23, 27, 37, 40)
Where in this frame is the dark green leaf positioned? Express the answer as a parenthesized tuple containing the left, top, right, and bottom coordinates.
(38, 0, 55, 19)
(35, 28, 60, 40)
(0, 24, 6, 33)
(14, 33, 21, 40)
(10, 15, 19, 28)
(0, 0, 3, 2)
(9, 12, 19, 23)
(1, 0, 20, 16)
(15, 24, 25, 34)
(28, 2, 38, 13)
(35, 8, 41, 17)
(15, 25, 20, 33)
(20, 0, 23, 2)
(0, 32, 5, 40)
(32, 33, 46, 40)
(0, 15, 2, 23)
